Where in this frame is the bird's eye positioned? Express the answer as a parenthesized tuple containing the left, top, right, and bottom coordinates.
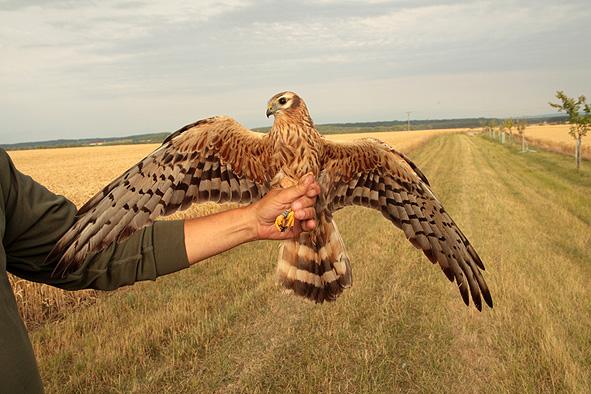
(278, 97, 287, 105)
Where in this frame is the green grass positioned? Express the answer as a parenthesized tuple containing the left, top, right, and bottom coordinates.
(31, 134, 591, 393)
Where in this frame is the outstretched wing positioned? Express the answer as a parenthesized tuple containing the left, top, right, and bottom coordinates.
(49, 116, 272, 277)
(321, 137, 492, 310)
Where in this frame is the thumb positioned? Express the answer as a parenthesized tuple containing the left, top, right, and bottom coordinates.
(277, 174, 314, 203)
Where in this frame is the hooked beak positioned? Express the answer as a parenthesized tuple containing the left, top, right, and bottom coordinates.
(266, 107, 274, 118)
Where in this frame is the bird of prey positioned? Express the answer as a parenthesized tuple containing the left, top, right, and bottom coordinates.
(49, 91, 493, 310)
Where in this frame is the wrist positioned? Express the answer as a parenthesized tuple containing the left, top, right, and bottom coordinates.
(241, 204, 260, 242)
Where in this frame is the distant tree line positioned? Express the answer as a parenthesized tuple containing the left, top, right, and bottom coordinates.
(255, 115, 568, 135)
(2, 114, 570, 151)
(1, 133, 170, 151)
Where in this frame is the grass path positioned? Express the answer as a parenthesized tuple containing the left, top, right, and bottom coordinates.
(32, 135, 591, 393)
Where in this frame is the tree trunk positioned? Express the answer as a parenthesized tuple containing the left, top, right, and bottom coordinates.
(576, 135, 582, 171)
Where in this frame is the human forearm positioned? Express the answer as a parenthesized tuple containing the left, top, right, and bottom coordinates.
(183, 206, 257, 265)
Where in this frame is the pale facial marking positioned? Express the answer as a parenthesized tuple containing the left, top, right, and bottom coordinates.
(266, 91, 299, 117)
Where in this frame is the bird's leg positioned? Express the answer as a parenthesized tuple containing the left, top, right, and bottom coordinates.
(275, 209, 295, 232)
(274, 177, 297, 233)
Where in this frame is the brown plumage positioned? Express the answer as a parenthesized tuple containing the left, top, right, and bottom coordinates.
(48, 91, 493, 310)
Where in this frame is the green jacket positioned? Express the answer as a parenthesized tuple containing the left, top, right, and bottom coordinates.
(0, 149, 189, 392)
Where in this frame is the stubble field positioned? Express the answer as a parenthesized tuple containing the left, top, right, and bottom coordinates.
(6, 129, 591, 392)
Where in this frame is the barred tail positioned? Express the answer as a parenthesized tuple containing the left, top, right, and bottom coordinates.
(276, 214, 352, 303)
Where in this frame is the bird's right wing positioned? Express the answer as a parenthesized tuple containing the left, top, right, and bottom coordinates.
(321, 137, 492, 310)
(48, 116, 273, 277)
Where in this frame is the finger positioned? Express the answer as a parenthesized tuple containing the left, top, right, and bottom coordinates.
(299, 172, 315, 183)
(301, 219, 317, 232)
(292, 195, 316, 210)
(276, 175, 316, 203)
(305, 182, 321, 198)
(295, 207, 315, 221)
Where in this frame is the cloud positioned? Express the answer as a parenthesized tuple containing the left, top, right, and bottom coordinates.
(0, 0, 590, 143)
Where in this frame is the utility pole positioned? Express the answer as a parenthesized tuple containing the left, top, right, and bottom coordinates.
(405, 111, 412, 131)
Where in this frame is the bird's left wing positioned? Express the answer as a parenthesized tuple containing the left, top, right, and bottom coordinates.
(320, 137, 492, 310)
(49, 116, 272, 277)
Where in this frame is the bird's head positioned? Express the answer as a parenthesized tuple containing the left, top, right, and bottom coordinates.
(266, 91, 306, 119)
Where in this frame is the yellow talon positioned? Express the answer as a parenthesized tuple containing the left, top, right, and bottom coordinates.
(286, 209, 295, 228)
(275, 209, 295, 232)
(274, 215, 284, 232)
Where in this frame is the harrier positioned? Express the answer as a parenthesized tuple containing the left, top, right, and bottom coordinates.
(49, 92, 493, 310)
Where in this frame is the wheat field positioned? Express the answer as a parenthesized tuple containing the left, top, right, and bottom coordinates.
(10, 144, 160, 207)
(517, 124, 591, 160)
(523, 124, 590, 144)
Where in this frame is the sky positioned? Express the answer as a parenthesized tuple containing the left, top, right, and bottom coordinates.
(1, 0, 590, 144)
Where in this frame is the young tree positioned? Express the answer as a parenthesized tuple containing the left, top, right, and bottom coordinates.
(488, 119, 497, 139)
(504, 118, 514, 145)
(516, 120, 527, 152)
(549, 91, 591, 171)
(482, 120, 492, 138)
(479, 119, 486, 135)
(498, 123, 506, 144)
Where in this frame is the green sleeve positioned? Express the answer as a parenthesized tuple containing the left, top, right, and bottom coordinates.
(1, 149, 189, 290)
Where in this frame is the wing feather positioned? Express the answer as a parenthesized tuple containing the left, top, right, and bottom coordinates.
(49, 116, 272, 277)
(321, 138, 492, 310)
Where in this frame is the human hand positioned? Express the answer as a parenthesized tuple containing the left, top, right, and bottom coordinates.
(250, 174, 321, 240)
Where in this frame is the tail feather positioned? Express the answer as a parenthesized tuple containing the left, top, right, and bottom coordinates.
(277, 214, 352, 303)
